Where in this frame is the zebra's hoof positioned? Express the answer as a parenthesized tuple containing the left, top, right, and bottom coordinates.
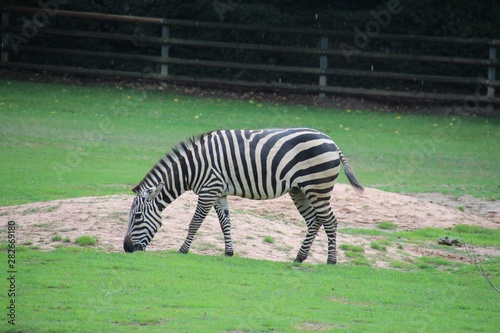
(294, 256, 306, 263)
(178, 248, 189, 254)
(225, 250, 234, 257)
(327, 259, 337, 265)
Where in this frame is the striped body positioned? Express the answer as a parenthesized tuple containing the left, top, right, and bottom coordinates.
(124, 128, 363, 264)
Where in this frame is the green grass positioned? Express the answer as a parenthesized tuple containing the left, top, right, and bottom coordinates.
(0, 78, 499, 332)
(395, 225, 500, 247)
(389, 259, 415, 270)
(339, 243, 365, 253)
(3, 247, 498, 333)
(416, 256, 458, 269)
(340, 224, 500, 272)
(51, 234, 62, 242)
(370, 241, 387, 251)
(263, 236, 275, 244)
(455, 224, 497, 235)
(1, 79, 499, 205)
(343, 224, 500, 248)
(74, 235, 98, 246)
(377, 221, 397, 230)
(340, 244, 371, 266)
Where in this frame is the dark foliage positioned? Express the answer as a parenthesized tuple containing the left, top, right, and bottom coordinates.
(2, 0, 498, 95)
(5, 0, 498, 37)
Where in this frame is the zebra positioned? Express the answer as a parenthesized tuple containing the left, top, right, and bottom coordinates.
(124, 128, 363, 264)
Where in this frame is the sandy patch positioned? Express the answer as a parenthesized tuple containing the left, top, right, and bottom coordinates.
(1, 184, 498, 265)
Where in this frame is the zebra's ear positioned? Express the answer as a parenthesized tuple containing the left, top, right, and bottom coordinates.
(142, 183, 164, 200)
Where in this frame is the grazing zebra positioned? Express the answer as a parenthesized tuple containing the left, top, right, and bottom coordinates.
(124, 128, 363, 264)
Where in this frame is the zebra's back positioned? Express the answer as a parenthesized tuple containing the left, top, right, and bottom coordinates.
(201, 128, 341, 199)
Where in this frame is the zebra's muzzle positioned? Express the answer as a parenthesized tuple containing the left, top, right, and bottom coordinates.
(123, 235, 144, 253)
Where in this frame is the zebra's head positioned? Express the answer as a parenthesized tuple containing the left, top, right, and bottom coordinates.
(124, 183, 164, 253)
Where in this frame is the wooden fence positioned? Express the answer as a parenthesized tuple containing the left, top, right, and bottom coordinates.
(1, 5, 499, 108)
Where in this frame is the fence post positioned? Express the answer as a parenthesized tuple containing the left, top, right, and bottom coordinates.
(319, 35, 328, 99)
(487, 46, 496, 111)
(1, 11, 9, 63)
(161, 24, 169, 79)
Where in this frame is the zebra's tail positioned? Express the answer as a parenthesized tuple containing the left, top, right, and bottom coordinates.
(338, 149, 364, 195)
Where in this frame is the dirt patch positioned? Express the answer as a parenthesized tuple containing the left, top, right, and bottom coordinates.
(1, 184, 498, 266)
(408, 192, 500, 224)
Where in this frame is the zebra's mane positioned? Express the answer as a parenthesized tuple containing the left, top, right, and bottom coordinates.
(131, 132, 209, 193)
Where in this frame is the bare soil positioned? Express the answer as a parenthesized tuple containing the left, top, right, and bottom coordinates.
(1, 184, 498, 266)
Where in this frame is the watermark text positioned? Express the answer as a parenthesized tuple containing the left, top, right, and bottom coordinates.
(6, 221, 16, 326)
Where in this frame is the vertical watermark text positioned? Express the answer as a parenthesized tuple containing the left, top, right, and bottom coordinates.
(6, 221, 16, 326)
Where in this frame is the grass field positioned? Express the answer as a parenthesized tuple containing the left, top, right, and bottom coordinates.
(1, 79, 499, 206)
(2, 245, 499, 333)
(1, 79, 499, 332)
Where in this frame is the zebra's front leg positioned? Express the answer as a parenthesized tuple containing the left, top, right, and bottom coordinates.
(214, 196, 234, 256)
(178, 196, 215, 254)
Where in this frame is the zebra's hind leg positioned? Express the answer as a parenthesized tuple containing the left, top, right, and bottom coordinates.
(214, 196, 234, 256)
(295, 221, 322, 263)
(322, 212, 339, 265)
(305, 191, 338, 264)
(289, 188, 320, 263)
(291, 187, 338, 264)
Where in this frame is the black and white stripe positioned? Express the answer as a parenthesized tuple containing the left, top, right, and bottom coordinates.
(124, 128, 363, 264)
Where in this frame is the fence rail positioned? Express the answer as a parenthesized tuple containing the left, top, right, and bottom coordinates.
(1, 5, 499, 108)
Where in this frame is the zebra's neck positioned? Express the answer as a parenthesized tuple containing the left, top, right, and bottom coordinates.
(134, 132, 213, 210)
(135, 137, 200, 211)
(156, 153, 189, 210)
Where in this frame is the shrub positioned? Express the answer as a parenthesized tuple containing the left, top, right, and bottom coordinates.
(339, 244, 364, 253)
(74, 236, 98, 246)
(52, 235, 62, 242)
(378, 221, 397, 230)
(344, 251, 364, 258)
(370, 242, 387, 251)
(263, 236, 275, 244)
